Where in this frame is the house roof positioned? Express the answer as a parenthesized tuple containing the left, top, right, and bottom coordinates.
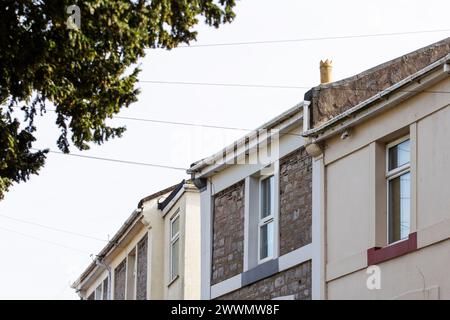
(157, 180, 185, 210)
(187, 101, 306, 177)
(306, 37, 450, 130)
(303, 52, 450, 140)
(71, 182, 179, 290)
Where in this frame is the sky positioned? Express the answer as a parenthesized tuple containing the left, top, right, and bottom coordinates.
(1, 0, 450, 299)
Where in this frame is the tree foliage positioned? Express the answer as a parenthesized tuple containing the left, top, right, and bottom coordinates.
(0, 0, 236, 199)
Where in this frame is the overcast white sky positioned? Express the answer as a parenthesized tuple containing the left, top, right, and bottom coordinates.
(1, 0, 449, 299)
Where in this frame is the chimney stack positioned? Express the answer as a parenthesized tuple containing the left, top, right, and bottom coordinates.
(320, 59, 333, 84)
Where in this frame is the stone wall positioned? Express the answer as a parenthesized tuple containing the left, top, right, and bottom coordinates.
(217, 261, 311, 300)
(211, 180, 245, 285)
(279, 147, 312, 256)
(113, 259, 126, 300)
(136, 234, 148, 300)
(310, 37, 450, 127)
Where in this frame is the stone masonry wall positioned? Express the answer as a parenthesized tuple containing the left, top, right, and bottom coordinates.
(113, 259, 126, 300)
(211, 180, 245, 285)
(217, 260, 311, 300)
(310, 37, 450, 126)
(279, 147, 312, 256)
(136, 235, 148, 300)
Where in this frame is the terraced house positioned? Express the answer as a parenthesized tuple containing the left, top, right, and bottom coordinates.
(189, 37, 450, 300)
(302, 38, 450, 299)
(71, 181, 201, 300)
(188, 103, 316, 300)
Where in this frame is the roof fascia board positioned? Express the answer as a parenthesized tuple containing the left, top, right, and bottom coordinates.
(190, 109, 304, 178)
(188, 101, 305, 175)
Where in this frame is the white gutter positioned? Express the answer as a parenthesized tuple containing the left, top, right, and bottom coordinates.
(188, 101, 305, 176)
(302, 53, 450, 141)
(71, 208, 144, 293)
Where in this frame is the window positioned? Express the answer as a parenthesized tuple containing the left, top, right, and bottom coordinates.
(170, 212, 180, 281)
(102, 277, 109, 300)
(126, 249, 136, 300)
(94, 284, 102, 300)
(259, 175, 275, 262)
(386, 136, 411, 244)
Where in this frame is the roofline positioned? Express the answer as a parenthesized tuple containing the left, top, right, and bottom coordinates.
(317, 37, 450, 91)
(303, 53, 450, 140)
(137, 183, 179, 208)
(71, 183, 178, 290)
(187, 101, 306, 175)
(161, 181, 199, 217)
(157, 180, 185, 210)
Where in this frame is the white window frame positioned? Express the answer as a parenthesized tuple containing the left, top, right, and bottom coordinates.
(258, 175, 275, 264)
(102, 276, 109, 300)
(385, 135, 411, 245)
(94, 283, 103, 300)
(125, 247, 137, 300)
(169, 210, 180, 282)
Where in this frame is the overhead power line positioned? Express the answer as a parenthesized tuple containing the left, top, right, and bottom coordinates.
(138, 80, 450, 94)
(174, 28, 450, 48)
(45, 108, 253, 133)
(139, 80, 305, 90)
(31, 148, 188, 171)
(0, 213, 107, 242)
(0, 225, 92, 255)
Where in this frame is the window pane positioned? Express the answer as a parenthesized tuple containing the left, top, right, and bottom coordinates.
(388, 172, 411, 243)
(171, 216, 179, 238)
(260, 221, 274, 260)
(261, 176, 274, 218)
(102, 278, 109, 300)
(388, 139, 410, 171)
(95, 284, 102, 300)
(171, 238, 179, 279)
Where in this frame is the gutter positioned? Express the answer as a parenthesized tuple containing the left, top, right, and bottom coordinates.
(72, 184, 178, 292)
(302, 53, 450, 141)
(188, 101, 306, 176)
(71, 207, 143, 291)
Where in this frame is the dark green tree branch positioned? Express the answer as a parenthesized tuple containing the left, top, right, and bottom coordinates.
(0, 0, 236, 199)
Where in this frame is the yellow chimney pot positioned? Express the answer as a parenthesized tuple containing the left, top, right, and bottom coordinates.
(320, 59, 333, 84)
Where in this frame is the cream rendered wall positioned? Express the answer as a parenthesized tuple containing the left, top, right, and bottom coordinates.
(163, 187, 201, 300)
(416, 106, 450, 229)
(327, 238, 450, 299)
(183, 190, 201, 299)
(142, 198, 164, 299)
(326, 147, 371, 264)
(322, 76, 450, 299)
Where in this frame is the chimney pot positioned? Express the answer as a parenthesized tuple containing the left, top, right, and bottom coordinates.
(320, 59, 333, 84)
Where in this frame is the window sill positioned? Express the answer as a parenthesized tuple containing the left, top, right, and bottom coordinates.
(367, 232, 417, 266)
(167, 275, 179, 288)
